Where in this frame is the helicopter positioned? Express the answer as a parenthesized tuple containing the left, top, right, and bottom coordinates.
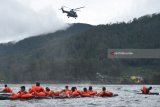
(59, 6, 84, 19)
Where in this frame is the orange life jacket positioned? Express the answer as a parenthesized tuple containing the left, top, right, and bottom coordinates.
(96, 91, 113, 96)
(105, 91, 113, 96)
(54, 90, 60, 96)
(81, 91, 91, 97)
(88, 90, 97, 95)
(28, 88, 33, 94)
(34, 86, 45, 93)
(17, 90, 28, 96)
(21, 94, 33, 99)
(70, 90, 79, 97)
(9, 93, 19, 99)
(9, 90, 25, 99)
(45, 90, 54, 97)
(31, 85, 36, 89)
(141, 85, 147, 94)
(17, 90, 33, 99)
(3, 87, 12, 93)
(77, 90, 82, 94)
(35, 91, 46, 97)
(29, 85, 45, 94)
(28, 85, 36, 94)
(61, 89, 70, 96)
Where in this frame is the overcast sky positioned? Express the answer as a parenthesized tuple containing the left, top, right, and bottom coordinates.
(0, 0, 160, 43)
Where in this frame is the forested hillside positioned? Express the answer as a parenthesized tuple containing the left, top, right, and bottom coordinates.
(0, 14, 160, 84)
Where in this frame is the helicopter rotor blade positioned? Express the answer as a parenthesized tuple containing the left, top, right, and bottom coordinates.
(58, 6, 64, 10)
(74, 6, 85, 10)
(63, 6, 71, 9)
(74, 10, 80, 11)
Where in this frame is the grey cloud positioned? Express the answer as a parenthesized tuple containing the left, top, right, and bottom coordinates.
(0, 0, 68, 43)
(0, 0, 160, 43)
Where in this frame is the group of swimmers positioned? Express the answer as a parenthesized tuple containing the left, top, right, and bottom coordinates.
(0, 83, 154, 99)
(0, 82, 114, 99)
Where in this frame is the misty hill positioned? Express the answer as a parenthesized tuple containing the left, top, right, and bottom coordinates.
(0, 14, 160, 84)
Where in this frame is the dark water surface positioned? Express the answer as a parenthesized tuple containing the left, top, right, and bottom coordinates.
(0, 84, 160, 107)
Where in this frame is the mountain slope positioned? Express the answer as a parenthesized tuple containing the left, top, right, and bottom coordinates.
(0, 14, 160, 83)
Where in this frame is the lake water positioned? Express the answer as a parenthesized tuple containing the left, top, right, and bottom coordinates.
(0, 84, 160, 107)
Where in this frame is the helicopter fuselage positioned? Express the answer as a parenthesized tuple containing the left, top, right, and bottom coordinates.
(61, 8, 78, 18)
(67, 10, 77, 18)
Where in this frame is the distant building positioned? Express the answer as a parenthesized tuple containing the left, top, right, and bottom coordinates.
(130, 76, 143, 83)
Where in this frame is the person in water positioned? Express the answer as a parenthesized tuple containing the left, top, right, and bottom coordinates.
(10, 86, 32, 99)
(29, 82, 46, 96)
(60, 86, 70, 96)
(87, 86, 97, 95)
(29, 82, 45, 93)
(69, 87, 79, 97)
(35, 82, 45, 92)
(2, 84, 12, 93)
(81, 87, 91, 97)
(96, 87, 113, 97)
(74, 87, 82, 94)
(141, 86, 152, 94)
(17, 86, 28, 96)
(61, 86, 70, 92)
(45, 87, 54, 97)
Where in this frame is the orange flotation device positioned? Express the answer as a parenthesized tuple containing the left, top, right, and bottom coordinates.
(9, 93, 19, 99)
(141, 85, 147, 94)
(30, 85, 45, 93)
(96, 91, 113, 96)
(21, 94, 33, 99)
(105, 91, 113, 96)
(35, 92, 46, 97)
(88, 90, 97, 95)
(61, 89, 70, 96)
(81, 92, 91, 97)
(77, 90, 82, 94)
(54, 91, 60, 96)
(29, 88, 34, 94)
(34, 86, 45, 93)
(31, 85, 36, 90)
(45, 90, 54, 97)
(3, 87, 12, 93)
(71, 90, 79, 97)
(64, 89, 70, 94)
(29, 85, 36, 94)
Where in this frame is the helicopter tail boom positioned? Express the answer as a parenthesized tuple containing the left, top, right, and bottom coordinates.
(60, 7, 69, 14)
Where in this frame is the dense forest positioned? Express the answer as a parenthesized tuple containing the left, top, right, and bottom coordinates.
(0, 13, 160, 84)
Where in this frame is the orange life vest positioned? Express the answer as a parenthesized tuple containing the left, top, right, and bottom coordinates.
(96, 91, 113, 96)
(21, 94, 33, 99)
(105, 91, 113, 96)
(17, 90, 33, 99)
(17, 90, 28, 96)
(81, 91, 91, 97)
(3, 87, 12, 93)
(29, 85, 36, 94)
(34, 86, 45, 93)
(88, 90, 97, 95)
(9, 93, 19, 99)
(35, 91, 46, 97)
(45, 90, 54, 97)
(54, 90, 60, 96)
(61, 89, 70, 96)
(70, 90, 79, 97)
(29, 85, 45, 94)
(141, 86, 147, 94)
(10, 90, 28, 99)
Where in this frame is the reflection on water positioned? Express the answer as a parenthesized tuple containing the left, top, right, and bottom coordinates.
(0, 84, 160, 107)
